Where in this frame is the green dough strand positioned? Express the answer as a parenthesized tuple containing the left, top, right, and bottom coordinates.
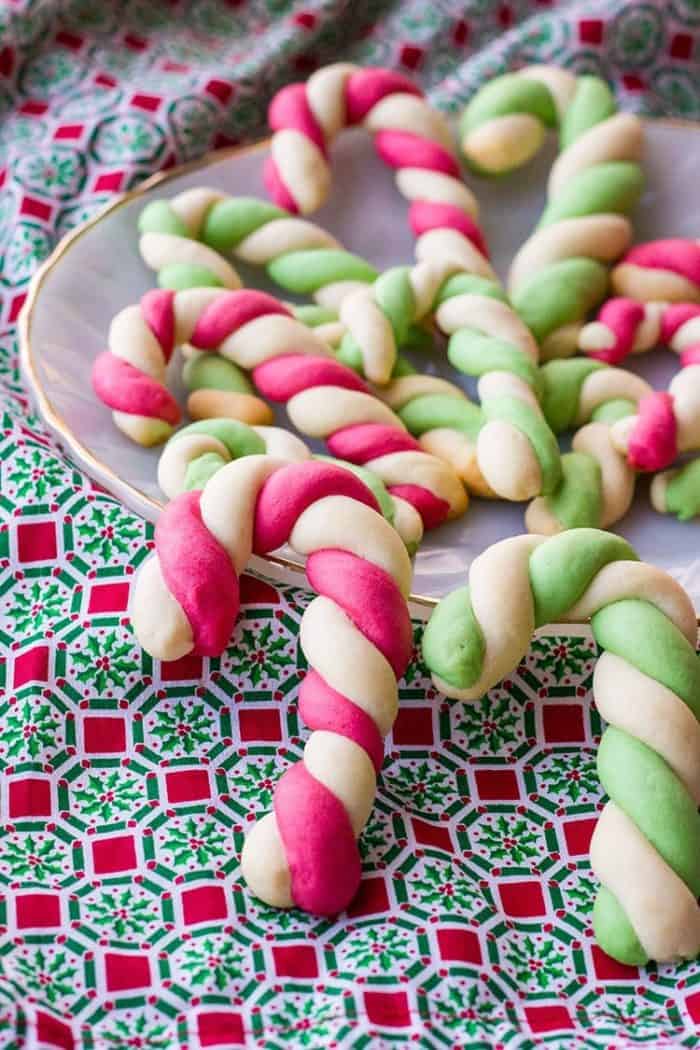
(511, 257, 609, 344)
(593, 887, 648, 966)
(481, 396, 562, 495)
(665, 460, 700, 521)
(448, 328, 542, 394)
(201, 197, 286, 251)
(559, 75, 615, 149)
(172, 419, 266, 461)
(421, 585, 485, 691)
(397, 394, 483, 442)
(540, 358, 604, 433)
(539, 162, 644, 228)
(183, 353, 254, 395)
(158, 263, 224, 290)
(267, 250, 378, 294)
(460, 73, 557, 138)
(138, 200, 189, 237)
(541, 451, 602, 529)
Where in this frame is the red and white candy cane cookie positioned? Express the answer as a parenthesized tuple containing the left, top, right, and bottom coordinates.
(94, 286, 466, 529)
(131, 456, 413, 914)
(265, 63, 484, 250)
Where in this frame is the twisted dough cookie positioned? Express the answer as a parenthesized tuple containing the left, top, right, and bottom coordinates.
(525, 359, 650, 533)
(461, 66, 644, 358)
(611, 238, 700, 304)
(132, 456, 413, 915)
(611, 365, 700, 473)
(422, 528, 700, 965)
(95, 286, 465, 527)
(652, 458, 700, 522)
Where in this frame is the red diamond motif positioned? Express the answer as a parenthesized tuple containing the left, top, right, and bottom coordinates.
(412, 818, 453, 853)
(13, 646, 49, 687)
(17, 521, 57, 562)
(525, 1005, 573, 1033)
(55, 30, 83, 50)
(16, 893, 61, 928)
(92, 834, 137, 875)
(591, 944, 639, 980)
(9, 293, 27, 323)
(475, 769, 520, 801)
(272, 944, 318, 979)
(88, 581, 129, 613)
(392, 706, 433, 745)
(20, 99, 47, 116)
(54, 124, 84, 140)
(499, 879, 546, 917)
(182, 885, 228, 925)
(9, 777, 51, 817)
(347, 876, 390, 917)
(579, 18, 603, 44)
(130, 93, 161, 112)
(622, 74, 645, 91)
(165, 768, 211, 803)
(238, 708, 281, 742)
(36, 1012, 74, 1050)
(364, 990, 411, 1028)
(670, 33, 693, 60)
(20, 197, 52, 223)
(206, 79, 234, 104)
(399, 44, 424, 71)
(83, 716, 126, 754)
(197, 1011, 245, 1047)
(437, 927, 482, 964)
(105, 952, 151, 991)
(563, 817, 597, 856)
(543, 704, 585, 742)
(686, 991, 700, 1024)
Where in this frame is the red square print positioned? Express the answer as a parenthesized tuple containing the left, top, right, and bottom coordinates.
(399, 44, 424, 71)
(686, 991, 700, 1025)
(165, 768, 211, 804)
(9, 777, 51, 817)
(13, 646, 49, 687)
(54, 123, 83, 140)
(475, 769, 520, 801)
(238, 708, 281, 742)
(36, 1012, 74, 1050)
(160, 652, 203, 681)
(437, 927, 482, 965)
(9, 293, 26, 323)
(88, 582, 129, 614)
(591, 945, 638, 981)
(197, 1011, 245, 1047)
(239, 575, 279, 605)
(93, 171, 124, 193)
(525, 1005, 573, 1033)
(347, 876, 390, 918)
(563, 817, 597, 857)
(272, 944, 318, 979)
(412, 818, 452, 853)
(670, 32, 693, 59)
(20, 196, 52, 221)
(16, 893, 61, 928)
(130, 93, 160, 112)
(392, 707, 433, 746)
(20, 100, 48, 116)
(83, 716, 126, 754)
(364, 990, 410, 1028)
(579, 18, 603, 44)
(104, 952, 151, 992)
(622, 74, 645, 92)
(543, 704, 585, 743)
(182, 885, 227, 926)
(92, 834, 137, 874)
(499, 880, 546, 918)
(17, 521, 57, 562)
(206, 79, 234, 104)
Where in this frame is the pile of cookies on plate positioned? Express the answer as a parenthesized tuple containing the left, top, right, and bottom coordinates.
(91, 64, 700, 968)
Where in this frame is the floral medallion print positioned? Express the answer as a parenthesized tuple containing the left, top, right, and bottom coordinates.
(0, 2, 699, 1047)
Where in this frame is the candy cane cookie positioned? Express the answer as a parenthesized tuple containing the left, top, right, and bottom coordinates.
(422, 528, 700, 965)
(525, 358, 651, 533)
(131, 456, 413, 915)
(461, 67, 644, 358)
(611, 365, 700, 473)
(651, 458, 700, 522)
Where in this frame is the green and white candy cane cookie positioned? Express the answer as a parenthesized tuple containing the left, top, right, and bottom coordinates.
(651, 458, 700, 522)
(525, 358, 652, 534)
(422, 528, 700, 966)
(461, 66, 644, 359)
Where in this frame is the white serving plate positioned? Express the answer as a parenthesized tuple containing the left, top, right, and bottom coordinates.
(20, 119, 700, 608)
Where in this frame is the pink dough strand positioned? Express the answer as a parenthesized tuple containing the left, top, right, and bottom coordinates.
(408, 201, 489, 258)
(681, 346, 700, 367)
(660, 303, 700, 344)
(587, 299, 646, 364)
(627, 392, 678, 472)
(141, 288, 176, 360)
(374, 129, 461, 178)
(263, 154, 300, 214)
(326, 422, 421, 463)
(624, 239, 700, 289)
(156, 492, 240, 656)
(268, 82, 327, 154)
(253, 462, 380, 553)
(253, 354, 369, 400)
(345, 68, 422, 123)
(274, 761, 361, 915)
(306, 550, 412, 677)
(191, 289, 290, 349)
(298, 670, 385, 773)
(388, 483, 450, 528)
(91, 352, 180, 423)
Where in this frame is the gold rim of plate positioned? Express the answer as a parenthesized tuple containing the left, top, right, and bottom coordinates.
(18, 118, 700, 614)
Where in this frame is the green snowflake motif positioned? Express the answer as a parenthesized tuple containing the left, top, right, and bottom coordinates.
(7, 581, 67, 634)
(13, 147, 84, 200)
(160, 815, 227, 868)
(530, 637, 594, 683)
(20, 51, 83, 97)
(339, 923, 413, 971)
(70, 631, 137, 692)
(0, 699, 60, 761)
(5, 446, 70, 500)
(382, 759, 453, 811)
(537, 751, 599, 804)
(169, 97, 218, 159)
(473, 814, 540, 865)
(267, 996, 339, 1047)
(611, 5, 663, 65)
(652, 70, 700, 119)
(177, 935, 245, 992)
(58, 88, 122, 121)
(228, 623, 290, 687)
(85, 889, 157, 939)
(71, 770, 142, 823)
(1, 834, 66, 881)
(591, 1000, 663, 1036)
(229, 758, 280, 812)
(455, 692, 520, 753)
(11, 948, 77, 1005)
(92, 115, 164, 164)
(2, 116, 47, 152)
(3, 222, 52, 285)
(97, 1014, 173, 1049)
(503, 936, 568, 991)
(75, 500, 143, 561)
(149, 700, 215, 757)
(410, 859, 480, 914)
(434, 983, 499, 1038)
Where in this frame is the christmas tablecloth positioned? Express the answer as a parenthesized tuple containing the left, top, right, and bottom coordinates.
(1, 2, 699, 1047)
